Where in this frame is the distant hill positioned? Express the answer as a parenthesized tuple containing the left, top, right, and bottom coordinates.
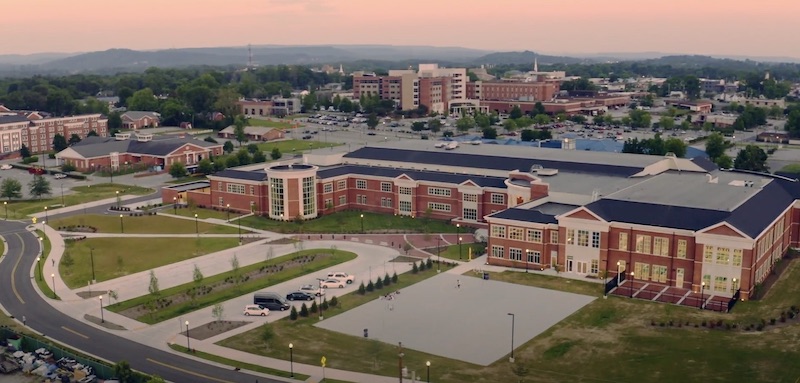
(471, 50, 593, 65)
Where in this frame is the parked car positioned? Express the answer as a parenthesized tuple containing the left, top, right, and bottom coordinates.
(53, 173, 67, 179)
(243, 304, 270, 316)
(286, 291, 315, 301)
(319, 279, 346, 289)
(299, 284, 325, 296)
(0, 164, 12, 170)
(326, 272, 355, 284)
(302, 135, 312, 140)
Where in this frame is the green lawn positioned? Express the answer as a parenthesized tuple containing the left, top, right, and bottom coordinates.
(107, 249, 357, 324)
(169, 344, 309, 381)
(5, 183, 154, 219)
(248, 119, 298, 129)
(34, 230, 57, 300)
(218, 263, 458, 381)
(256, 139, 341, 154)
(239, 211, 462, 234)
(779, 163, 800, 175)
(49, 214, 247, 235)
(431, 243, 485, 261)
(60, 237, 240, 288)
(171, 207, 238, 221)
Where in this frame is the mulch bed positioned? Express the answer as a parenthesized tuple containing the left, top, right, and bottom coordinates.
(183, 320, 250, 340)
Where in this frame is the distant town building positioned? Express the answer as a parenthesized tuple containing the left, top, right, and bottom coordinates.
(0, 109, 108, 155)
(121, 111, 160, 130)
(218, 125, 285, 142)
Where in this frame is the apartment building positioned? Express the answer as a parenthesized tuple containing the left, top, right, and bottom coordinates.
(0, 113, 108, 155)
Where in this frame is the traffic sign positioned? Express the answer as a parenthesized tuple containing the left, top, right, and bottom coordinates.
(321, 356, 326, 367)
(32, 217, 37, 224)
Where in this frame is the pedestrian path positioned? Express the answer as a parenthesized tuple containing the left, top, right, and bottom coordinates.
(30, 194, 144, 219)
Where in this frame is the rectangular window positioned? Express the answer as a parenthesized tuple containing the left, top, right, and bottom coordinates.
(652, 237, 668, 256)
(703, 245, 714, 263)
(270, 178, 284, 217)
(652, 265, 667, 283)
(227, 183, 246, 194)
(619, 232, 628, 251)
(635, 235, 651, 254)
(491, 245, 505, 258)
(338, 195, 346, 206)
(527, 229, 543, 243)
(509, 248, 522, 261)
(491, 193, 505, 204)
(527, 250, 540, 263)
(323, 183, 333, 193)
(591, 232, 600, 248)
(716, 247, 730, 265)
(337, 180, 346, 190)
(381, 182, 392, 192)
(508, 227, 524, 241)
(491, 225, 506, 238)
(427, 202, 451, 212)
(634, 262, 650, 281)
(218, 197, 223, 206)
(250, 185, 255, 195)
(399, 186, 412, 195)
(324, 198, 332, 207)
(732, 249, 743, 267)
(550, 231, 558, 244)
(399, 200, 412, 212)
(217, 182, 223, 192)
(677, 240, 687, 259)
(302, 176, 315, 215)
(428, 187, 451, 197)
(463, 193, 478, 202)
(357, 195, 367, 205)
(356, 179, 367, 189)
(463, 208, 477, 221)
(714, 276, 728, 292)
(702, 274, 711, 288)
(566, 229, 574, 245)
(577, 230, 589, 247)
(380, 197, 393, 208)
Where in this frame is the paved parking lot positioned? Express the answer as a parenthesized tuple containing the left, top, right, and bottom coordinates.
(316, 272, 595, 366)
(0, 167, 87, 200)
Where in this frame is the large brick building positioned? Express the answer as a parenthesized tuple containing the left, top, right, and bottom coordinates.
(164, 141, 799, 304)
(0, 112, 108, 155)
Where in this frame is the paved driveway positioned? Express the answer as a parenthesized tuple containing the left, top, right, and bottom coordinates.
(316, 272, 595, 366)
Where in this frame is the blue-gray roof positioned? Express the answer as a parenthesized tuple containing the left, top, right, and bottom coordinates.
(0, 115, 30, 124)
(69, 136, 219, 158)
(317, 165, 507, 188)
(726, 179, 795, 237)
(345, 147, 642, 177)
(486, 208, 558, 224)
(585, 199, 730, 231)
(213, 169, 267, 181)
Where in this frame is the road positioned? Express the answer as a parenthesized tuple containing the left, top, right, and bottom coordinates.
(0, 220, 283, 383)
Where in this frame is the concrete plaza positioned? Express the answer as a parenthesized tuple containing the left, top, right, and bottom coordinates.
(316, 272, 596, 366)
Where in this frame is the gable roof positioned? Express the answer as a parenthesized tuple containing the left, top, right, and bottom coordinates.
(65, 136, 219, 158)
(316, 165, 507, 188)
(122, 111, 159, 120)
(585, 199, 730, 231)
(344, 147, 643, 177)
(725, 179, 794, 238)
(486, 208, 558, 224)
(0, 115, 31, 124)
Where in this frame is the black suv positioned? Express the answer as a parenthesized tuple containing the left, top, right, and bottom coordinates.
(286, 291, 315, 301)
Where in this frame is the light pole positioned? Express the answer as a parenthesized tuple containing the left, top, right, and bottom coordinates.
(119, 214, 124, 233)
(115, 190, 120, 209)
(36, 256, 41, 281)
(3, 201, 6, 220)
(616, 261, 622, 285)
(44, 206, 48, 223)
(360, 213, 364, 233)
(456, 224, 461, 259)
(426, 361, 430, 383)
(507, 313, 515, 362)
(173, 196, 177, 215)
(60, 183, 64, 207)
(99, 295, 104, 323)
(51, 273, 56, 298)
(700, 282, 706, 310)
(317, 278, 325, 320)
(226, 204, 230, 222)
(629, 272, 635, 298)
(90, 247, 96, 282)
(525, 249, 529, 273)
(289, 343, 294, 378)
(398, 342, 404, 383)
(185, 321, 191, 351)
(194, 213, 199, 237)
(238, 216, 242, 244)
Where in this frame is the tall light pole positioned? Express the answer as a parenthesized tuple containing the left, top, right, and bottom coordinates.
(185, 321, 191, 351)
(289, 343, 294, 378)
(507, 313, 516, 362)
(99, 295, 104, 323)
(60, 183, 64, 207)
(173, 196, 177, 215)
(525, 249, 529, 273)
(398, 342, 404, 383)
(629, 272, 635, 298)
(226, 204, 231, 222)
(119, 214, 124, 233)
(115, 190, 120, 209)
(458, 236, 463, 260)
(89, 247, 96, 282)
(51, 273, 56, 299)
(317, 278, 325, 320)
(617, 261, 622, 285)
(44, 206, 48, 223)
(456, 224, 461, 259)
(238, 216, 242, 244)
(360, 213, 364, 233)
(700, 282, 706, 310)
(194, 213, 199, 237)
(3, 201, 6, 220)
(36, 256, 41, 281)
(426, 361, 430, 383)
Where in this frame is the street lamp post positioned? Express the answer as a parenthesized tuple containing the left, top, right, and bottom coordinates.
(89, 247, 96, 282)
(629, 272, 635, 298)
(238, 217, 242, 244)
(456, 224, 461, 259)
(3, 201, 6, 220)
(51, 273, 56, 299)
(525, 249, 529, 273)
(173, 197, 177, 215)
(360, 213, 364, 233)
(398, 342, 404, 383)
(317, 278, 325, 320)
(507, 313, 516, 362)
(99, 295, 104, 323)
(185, 321, 191, 351)
(60, 183, 64, 207)
(119, 214, 124, 233)
(226, 204, 230, 222)
(44, 206, 48, 223)
(289, 343, 294, 377)
(617, 261, 622, 285)
(36, 256, 41, 281)
(426, 361, 431, 383)
(115, 190, 119, 209)
(458, 236, 463, 261)
(194, 214, 199, 237)
(700, 282, 706, 310)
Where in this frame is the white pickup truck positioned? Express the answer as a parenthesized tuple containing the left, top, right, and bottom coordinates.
(326, 272, 355, 284)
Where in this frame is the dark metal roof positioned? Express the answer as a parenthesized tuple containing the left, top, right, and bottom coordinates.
(344, 147, 643, 176)
(68, 136, 219, 158)
(486, 208, 558, 224)
(165, 181, 211, 192)
(585, 199, 730, 231)
(0, 115, 31, 124)
(213, 169, 268, 181)
(690, 156, 718, 172)
(726, 180, 795, 238)
(317, 165, 507, 188)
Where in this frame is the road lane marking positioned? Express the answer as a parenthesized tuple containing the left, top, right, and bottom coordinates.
(10, 233, 26, 304)
(147, 358, 235, 383)
(61, 326, 89, 339)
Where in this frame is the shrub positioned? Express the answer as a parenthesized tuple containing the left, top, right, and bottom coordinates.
(383, 273, 391, 286)
(412, 263, 418, 274)
(756, 323, 765, 331)
(701, 320, 707, 327)
(392, 272, 398, 283)
(310, 301, 318, 314)
(426, 257, 433, 269)
(358, 282, 366, 295)
(650, 320, 656, 326)
(418, 260, 426, 271)
(716, 319, 723, 327)
(770, 318, 776, 325)
(375, 277, 384, 290)
(366, 281, 374, 292)
(321, 298, 329, 311)
(330, 296, 338, 307)
(289, 306, 298, 320)
(668, 320, 674, 327)
(299, 303, 309, 317)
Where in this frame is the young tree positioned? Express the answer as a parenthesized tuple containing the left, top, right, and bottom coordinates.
(509, 105, 523, 120)
(197, 158, 214, 175)
(704, 132, 730, 163)
(211, 303, 224, 323)
(68, 133, 82, 146)
(246, 143, 260, 154)
(230, 253, 241, 284)
(28, 175, 51, 199)
(112, 361, 134, 383)
(252, 150, 266, 163)
(61, 251, 75, 272)
(193, 264, 204, 286)
(299, 303, 309, 317)
(270, 147, 282, 160)
(1, 178, 22, 200)
(19, 144, 31, 158)
(482, 127, 498, 139)
(289, 305, 299, 320)
(734, 145, 769, 172)
(233, 115, 248, 146)
(428, 119, 443, 132)
(148, 270, 160, 297)
(456, 116, 476, 132)
(367, 113, 379, 130)
(223, 141, 234, 153)
(168, 162, 187, 179)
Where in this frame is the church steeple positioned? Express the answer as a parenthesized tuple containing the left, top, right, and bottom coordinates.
(533, 57, 538, 72)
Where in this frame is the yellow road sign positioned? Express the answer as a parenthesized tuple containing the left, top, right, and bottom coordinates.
(321, 356, 326, 367)
(32, 217, 37, 224)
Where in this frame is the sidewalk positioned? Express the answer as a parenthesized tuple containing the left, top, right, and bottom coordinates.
(30, 195, 143, 219)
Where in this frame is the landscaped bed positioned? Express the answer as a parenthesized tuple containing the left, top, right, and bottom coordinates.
(107, 249, 357, 324)
(50, 214, 249, 235)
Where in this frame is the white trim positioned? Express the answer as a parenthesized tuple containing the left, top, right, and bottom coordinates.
(696, 222, 752, 240)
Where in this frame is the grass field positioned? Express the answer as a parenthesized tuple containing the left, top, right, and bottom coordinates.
(431, 243, 485, 261)
(60, 237, 240, 288)
(239, 211, 461, 234)
(107, 249, 357, 324)
(49, 214, 247, 235)
(256, 139, 341, 154)
(33, 230, 57, 300)
(5, 183, 154, 219)
(218, 263, 457, 381)
(169, 344, 310, 381)
(171, 207, 237, 221)
(248, 119, 298, 129)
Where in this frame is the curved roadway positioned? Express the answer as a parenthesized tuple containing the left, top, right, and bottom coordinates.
(0, 220, 284, 383)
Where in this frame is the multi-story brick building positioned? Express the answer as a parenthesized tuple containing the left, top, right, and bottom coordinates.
(352, 64, 468, 114)
(468, 77, 561, 102)
(163, 141, 799, 304)
(0, 113, 108, 155)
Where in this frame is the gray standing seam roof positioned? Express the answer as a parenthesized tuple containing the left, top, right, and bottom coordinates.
(726, 179, 795, 238)
(486, 208, 558, 224)
(316, 165, 508, 188)
(68, 137, 218, 158)
(344, 147, 643, 176)
(213, 169, 268, 181)
(585, 199, 730, 232)
(0, 115, 31, 124)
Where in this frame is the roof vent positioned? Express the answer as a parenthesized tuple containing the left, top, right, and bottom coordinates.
(530, 164, 543, 173)
(115, 133, 131, 141)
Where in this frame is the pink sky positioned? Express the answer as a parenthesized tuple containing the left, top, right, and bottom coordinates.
(3, 0, 799, 58)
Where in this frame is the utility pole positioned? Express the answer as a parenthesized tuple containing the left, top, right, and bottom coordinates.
(398, 341, 404, 383)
